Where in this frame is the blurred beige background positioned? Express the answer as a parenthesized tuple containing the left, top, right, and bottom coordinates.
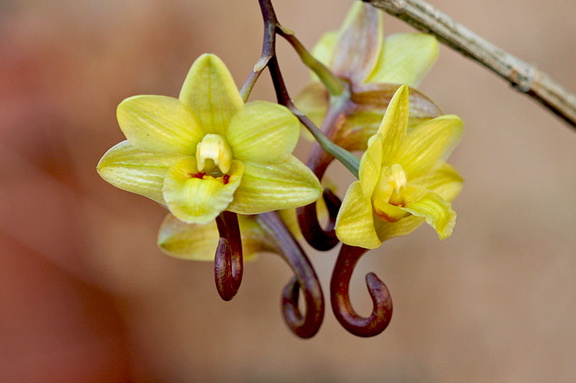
(1, 0, 575, 382)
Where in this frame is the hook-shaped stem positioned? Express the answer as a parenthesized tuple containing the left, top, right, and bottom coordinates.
(297, 188, 341, 251)
(257, 212, 324, 338)
(331, 244, 393, 337)
(214, 211, 243, 301)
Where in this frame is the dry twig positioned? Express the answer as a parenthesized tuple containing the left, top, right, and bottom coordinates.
(364, 0, 576, 130)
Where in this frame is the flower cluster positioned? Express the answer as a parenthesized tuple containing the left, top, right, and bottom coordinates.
(97, 1, 464, 338)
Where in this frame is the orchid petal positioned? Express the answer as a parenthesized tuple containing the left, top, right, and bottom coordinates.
(400, 185, 456, 240)
(359, 133, 384, 198)
(395, 115, 464, 179)
(312, 31, 338, 70)
(337, 84, 443, 151)
(412, 163, 463, 202)
(335, 181, 382, 249)
(157, 214, 270, 261)
(97, 140, 185, 204)
(377, 84, 410, 163)
(367, 33, 439, 87)
(227, 155, 322, 215)
(163, 158, 243, 224)
(294, 82, 329, 129)
(374, 215, 425, 243)
(117, 95, 203, 155)
(179, 54, 243, 136)
(373, 199, 410, 223)
(351, 83, 443, 123)
(227, 101, 299, 164)
(331, 2, 383, 83)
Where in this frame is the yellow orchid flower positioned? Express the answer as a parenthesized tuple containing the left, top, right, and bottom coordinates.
(296, 1, 442, 151)
(335, 85, 464, 249)
(98, 54, 322, 224)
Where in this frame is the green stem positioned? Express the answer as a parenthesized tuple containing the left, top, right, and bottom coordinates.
(294, 108, 360, 178)
(279, 31, 345, 97)
(239, 69, 263, 102)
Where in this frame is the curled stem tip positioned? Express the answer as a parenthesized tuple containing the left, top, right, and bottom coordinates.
(297, 188, 341, 251)
(257, 212, 324, 338)
(331, 245, 393, 337)
(214, 211, 243, 301)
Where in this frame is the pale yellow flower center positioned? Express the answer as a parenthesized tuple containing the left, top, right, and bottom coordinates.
(373, 163, 407, 206)
(196, 134, 233, 176)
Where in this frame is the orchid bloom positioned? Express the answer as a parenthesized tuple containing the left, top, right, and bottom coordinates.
(98, 54, 322, 224)
(296, 1, 441, 151)
(335, 85, 464, 249)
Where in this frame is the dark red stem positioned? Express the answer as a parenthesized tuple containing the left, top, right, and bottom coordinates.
(257, 212, 324, 338)
(331, 244, 393, 337)
(214, 211, 243, 301)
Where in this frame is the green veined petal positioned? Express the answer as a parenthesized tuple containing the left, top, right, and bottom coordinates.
(227, 155, 322, 215)
(376, 84, 410, 163)
(400, 185, 456, 240)
(358, 133, 384, 198)
(117, 95, 203, 155)
(158, 214, 220, 261)
(294, 82, 329, 130)
(367, 33, 439, 87)
(157, 213, 270, 262)
(395, 114, 464, 179)
(97, 140, 185, 204)
(374, 215, 425, 243)
(179, 54, 243, 136)
(411, 162, 463, 202)
(163, 157, 243, 224)
(335, 181, 382, 249)
(227, 101, 299, 164)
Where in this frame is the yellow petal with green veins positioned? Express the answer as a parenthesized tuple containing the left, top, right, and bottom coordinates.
(117, 95, 203, 155)
(227, 101, 299, 164)
(376, 84, 410, 163)
(227, 155, 322, 215)
(157, 214, 269, 262)
(97, 140, 185, 204)
(400, 185, 456, 240)
(335, 181, 382, 249)
(395, 114, 463, 179)
(359, 133, 384, 198)
(163, 158, 243, 224)
(293, 82, 329, 132)
(367, 33, 439, 87)
(412, 163, 463, 202)
(374, 215, 425, 243)
(179, 54, 243, 136)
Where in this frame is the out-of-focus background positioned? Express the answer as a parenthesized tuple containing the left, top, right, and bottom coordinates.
(1, 0, 575, 382)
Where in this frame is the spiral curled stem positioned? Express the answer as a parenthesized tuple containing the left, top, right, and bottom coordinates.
(297, 188, 341, 251)
(257, 212, 324, 339)
(331, 244, 393, 337)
